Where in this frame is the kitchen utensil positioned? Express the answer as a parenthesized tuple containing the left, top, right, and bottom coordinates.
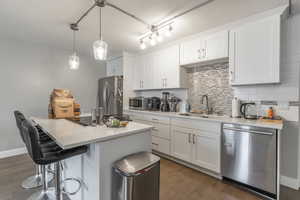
(160, 92, 170, 112)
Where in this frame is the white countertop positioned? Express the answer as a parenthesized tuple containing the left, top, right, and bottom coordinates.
(125, 110, 284, 130)
(32, 118, 153, 149)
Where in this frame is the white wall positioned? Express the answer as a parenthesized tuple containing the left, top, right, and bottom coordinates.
(0, 39, 106, 152)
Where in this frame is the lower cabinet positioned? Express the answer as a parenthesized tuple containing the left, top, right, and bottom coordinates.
(127, 112, 221, 173)
(171, 125, 221, 173)
(152, 136, 170, 155)
(171, 126, 193, 162)
(192, 131, 220, 173)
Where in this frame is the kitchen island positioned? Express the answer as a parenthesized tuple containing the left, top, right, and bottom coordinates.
(32, 118, 153, 200)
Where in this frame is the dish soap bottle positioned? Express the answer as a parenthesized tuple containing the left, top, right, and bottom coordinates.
(267, 107, 274, 119)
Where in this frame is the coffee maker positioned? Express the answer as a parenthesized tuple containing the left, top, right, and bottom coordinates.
(160, 92, 170, 112)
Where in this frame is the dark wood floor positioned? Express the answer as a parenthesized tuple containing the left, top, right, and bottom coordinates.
(0, 154, 299, 200)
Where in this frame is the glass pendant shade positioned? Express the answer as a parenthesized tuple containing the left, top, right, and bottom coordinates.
(69, 53, 80, 70)
(93, 39, 108, 60)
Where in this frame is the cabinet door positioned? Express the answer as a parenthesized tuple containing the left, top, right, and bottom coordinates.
(143, 53, 154, 89)
(133, 56, 143, 89)
(152, 136, 171, 155)
(106, 61, 115, 76)
(229, 15, 280, 85)
(192, 131, 220, 173)
(113, 58, 123, 76)
(163, 45, 180, 89)
(171, 127, 193, 162)
(205, 31, 229, 61)
(180, 38, 202, 65)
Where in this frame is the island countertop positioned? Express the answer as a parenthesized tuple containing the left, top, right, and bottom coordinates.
(32, 118, 153, 150)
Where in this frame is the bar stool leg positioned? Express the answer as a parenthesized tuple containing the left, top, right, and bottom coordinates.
(27, 165, 56, 200)
(22, 164, 54, 189)
(54, 162, 69, 200)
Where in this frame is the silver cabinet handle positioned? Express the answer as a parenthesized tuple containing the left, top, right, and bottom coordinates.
(165, 79, 167, 88)
(193, 134, 196, 144)
(197, 49, 201, 59)
(224, 128, 274, 136)
(152, 128, 159, 131)
(203, 48, 206, 58)
(188, 133, 192, 143)
(152, 143, 159, 146)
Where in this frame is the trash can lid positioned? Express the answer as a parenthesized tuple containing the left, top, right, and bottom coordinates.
(113, 152, 160, 175)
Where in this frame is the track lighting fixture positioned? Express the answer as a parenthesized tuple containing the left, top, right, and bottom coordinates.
(165, 25, 173, 37)
(69, 0, 214, 55)
(93, 7, 108, 61)
(149, 35, 156, 46)
(140, 40, 146, 50)
(156, 32, 163, 42)
(69, 25, 80, 70)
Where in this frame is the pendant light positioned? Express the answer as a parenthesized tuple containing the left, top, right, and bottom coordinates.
(69, 29, 80, 70)
(93, 7, 108, 61)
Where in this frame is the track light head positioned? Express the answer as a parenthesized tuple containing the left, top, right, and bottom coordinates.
(140, 40, 146, 50)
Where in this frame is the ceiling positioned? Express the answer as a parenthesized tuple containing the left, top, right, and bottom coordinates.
(0, 0, 297, 58)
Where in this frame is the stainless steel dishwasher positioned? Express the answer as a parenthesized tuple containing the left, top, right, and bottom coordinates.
(221, 123, 277, 199)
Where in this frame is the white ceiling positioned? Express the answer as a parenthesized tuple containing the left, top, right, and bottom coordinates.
(0, 0, 297, 58)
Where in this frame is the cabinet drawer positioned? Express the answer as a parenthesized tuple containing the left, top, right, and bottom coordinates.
(152, 136, 170, 155)
(151, 123, 170, 139)
(171, 118, 220, 133)
(150, 115, 170, 125)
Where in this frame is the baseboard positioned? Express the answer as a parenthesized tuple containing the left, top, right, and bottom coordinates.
(280, 175, 299, 190)
(0, 147, 27, 159)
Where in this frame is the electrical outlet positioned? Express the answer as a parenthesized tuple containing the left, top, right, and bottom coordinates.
(277, 101, 289, 110)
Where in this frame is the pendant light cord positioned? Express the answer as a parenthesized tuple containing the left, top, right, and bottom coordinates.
(99, 7, 102, 40)
(73, 30, 76, 54)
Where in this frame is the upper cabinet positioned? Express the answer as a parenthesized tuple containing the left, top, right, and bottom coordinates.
(106, 57, 123, 76)
(133, 44, 187, 90)
(229, 15, 281, 85)
(180, 30, 229, 66)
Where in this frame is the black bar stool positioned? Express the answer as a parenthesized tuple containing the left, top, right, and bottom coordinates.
(14, 111, 54, 189)
(21, 119, 87, 200)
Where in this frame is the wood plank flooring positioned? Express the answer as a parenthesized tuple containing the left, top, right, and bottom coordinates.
(0, 154, 299, 200)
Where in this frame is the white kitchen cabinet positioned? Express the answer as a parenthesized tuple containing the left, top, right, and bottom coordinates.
(106, 57, 123, 76)
(192, 131, 220, 173)
(205, 31, 229, 61)
(134, 44, 187, 90)
(229, 15, 281, 85)
(152, 136, 170, 155)
(180, 31, 229, 66)
(171, 126, 193, 162)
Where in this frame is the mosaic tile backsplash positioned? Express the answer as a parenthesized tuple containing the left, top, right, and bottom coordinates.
(186, 62, 233, 115)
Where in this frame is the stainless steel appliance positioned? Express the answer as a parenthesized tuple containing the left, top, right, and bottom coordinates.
(98, 76, 123, 118)
(129, 97, 149, 110)
(148, 97, 161, 111)
(221, 123, 277, 199)
(160, 92, 170, 112)
(112, 152, 160, 200)
(240, 102, 258, 120)
(169, 96, 181, 112)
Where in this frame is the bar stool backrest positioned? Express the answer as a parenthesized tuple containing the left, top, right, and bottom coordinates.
(14, 111, 26, 143)
(21, 119, 43, 164)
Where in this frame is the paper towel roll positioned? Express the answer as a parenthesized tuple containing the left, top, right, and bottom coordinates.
(232, 97, 241, 118)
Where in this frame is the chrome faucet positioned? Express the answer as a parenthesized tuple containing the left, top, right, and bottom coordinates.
(201, 95, 211, 114)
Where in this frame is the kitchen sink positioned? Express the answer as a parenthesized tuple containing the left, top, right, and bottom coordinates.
(178, 113, 225, 119)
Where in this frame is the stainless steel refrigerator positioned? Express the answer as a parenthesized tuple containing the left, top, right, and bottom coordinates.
(97, 76, 123, 118)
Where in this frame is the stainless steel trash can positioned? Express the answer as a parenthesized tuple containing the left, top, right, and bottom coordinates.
(112, 152, 160, 200)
